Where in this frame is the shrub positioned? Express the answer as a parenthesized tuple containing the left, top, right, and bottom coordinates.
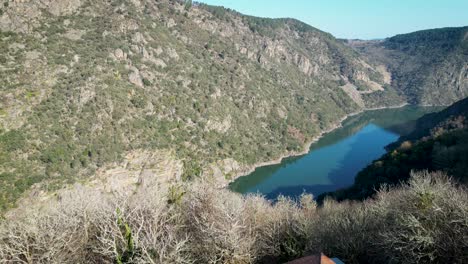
(0, 171, 466, 263)
(307, 199, 381, 263)
(0, 130, 26, 152)
(0, 185, 189, 263)
(177, 181, 255, 263)
(370, 171, 468, 263)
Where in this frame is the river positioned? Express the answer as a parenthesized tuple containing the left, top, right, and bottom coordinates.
(229, 106, 442, 199)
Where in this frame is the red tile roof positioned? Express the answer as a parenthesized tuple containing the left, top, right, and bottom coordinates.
(286, 253, 337, 264)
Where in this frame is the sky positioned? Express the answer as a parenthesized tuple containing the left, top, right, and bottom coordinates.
(197, 0, 468, 39)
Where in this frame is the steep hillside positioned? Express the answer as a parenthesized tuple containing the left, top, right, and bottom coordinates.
(0, 0, 388, 210)
(393, 96, 468, 144)
(319, 97, 468, 202)
(0, 1, 467, 262)
(346, 26, 468, 106)
(0, 0, 466, 212)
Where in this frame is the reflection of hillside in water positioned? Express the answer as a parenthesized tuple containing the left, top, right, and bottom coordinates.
(310, 106, 441, 151)
(230, 106, 441, 196)
(266, 124, 398, 199)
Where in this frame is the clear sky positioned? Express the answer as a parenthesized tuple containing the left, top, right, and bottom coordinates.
(197, 0, 468, 39)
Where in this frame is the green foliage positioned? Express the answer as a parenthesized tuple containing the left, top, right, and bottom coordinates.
(0, 130, 26, 152)
(0, 171, 44, 211)
(116, 208, 137, 263)
(242, 16, 284, 36)
(167, 185, 186, 205)
(393, 96, 468, 145)
(184, 0, 192, 11)
(385, 27, 466, 53)
(181, 160, 202, 181)
(0, 2, 467, 263)
(200, 4, 231, 21)
(141, 78, 151, 86)
(130, 95, 146, 108)
(361, 26, 468, 105)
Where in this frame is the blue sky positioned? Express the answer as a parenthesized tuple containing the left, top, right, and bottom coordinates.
(197, 0, 468, 39)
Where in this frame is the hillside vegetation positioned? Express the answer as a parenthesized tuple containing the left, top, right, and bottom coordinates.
(0, 0, 466, 217)
(0, 0, 393, 211)
(346, 26, 468, 105)
(0, 1, 467, 263)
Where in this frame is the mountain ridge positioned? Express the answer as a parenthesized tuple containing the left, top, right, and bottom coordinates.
(346, 26, 468, 106)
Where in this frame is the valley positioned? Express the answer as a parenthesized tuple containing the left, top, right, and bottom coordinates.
(0, 0, 467, 263)
(0, 0, 466, 213)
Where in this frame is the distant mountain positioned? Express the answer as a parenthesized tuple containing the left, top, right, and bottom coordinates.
(319, 97, 468, 202)
(0, 0, 466, 211)
(346, 27, 468, 106)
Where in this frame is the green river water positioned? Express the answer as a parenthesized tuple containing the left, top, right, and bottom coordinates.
(230, 106, 441, 199)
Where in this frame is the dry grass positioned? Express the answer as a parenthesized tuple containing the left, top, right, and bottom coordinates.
(1, 171, 467, 263)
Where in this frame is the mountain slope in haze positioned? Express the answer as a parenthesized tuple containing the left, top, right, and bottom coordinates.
(319, 97, 468, 202)
(0, 0, 390, 210)
(346, 26, 468, 106)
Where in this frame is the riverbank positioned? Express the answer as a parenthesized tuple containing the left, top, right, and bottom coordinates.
(222, 103, 410, 188)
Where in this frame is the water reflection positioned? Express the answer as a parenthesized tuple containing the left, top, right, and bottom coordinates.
(229, 106, 442, 199)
